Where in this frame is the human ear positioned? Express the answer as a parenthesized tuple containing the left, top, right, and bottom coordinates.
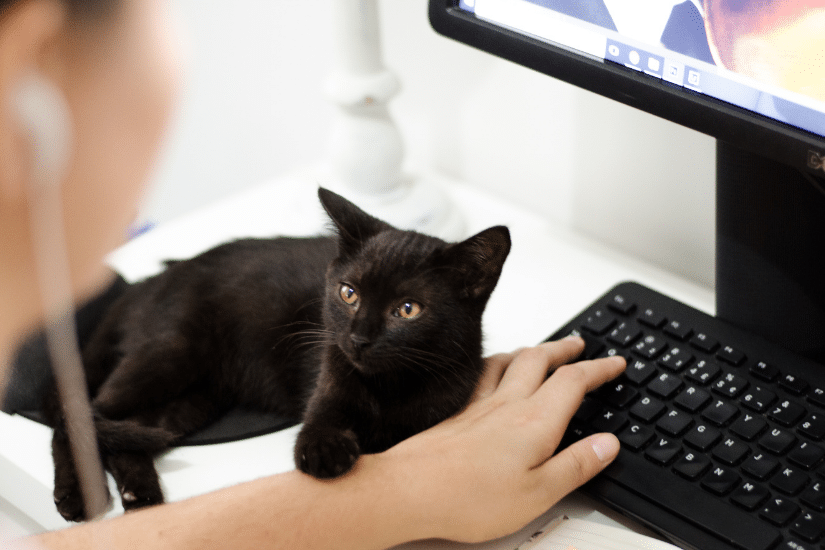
(0, 0, 68, 203)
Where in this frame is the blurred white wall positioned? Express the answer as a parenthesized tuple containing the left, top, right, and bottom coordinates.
(142, 0, 716, 289)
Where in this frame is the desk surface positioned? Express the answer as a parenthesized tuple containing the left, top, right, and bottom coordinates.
(0, 174, 712, 542)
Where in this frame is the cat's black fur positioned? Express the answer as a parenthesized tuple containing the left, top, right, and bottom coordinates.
(46, 188, 510, 521)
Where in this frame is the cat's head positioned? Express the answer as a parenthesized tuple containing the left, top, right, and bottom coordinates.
(317, 188, 510, 378)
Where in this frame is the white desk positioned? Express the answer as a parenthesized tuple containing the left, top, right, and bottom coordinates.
(0, 175, 712, 544)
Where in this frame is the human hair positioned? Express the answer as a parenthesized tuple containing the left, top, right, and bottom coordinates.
(0, 0, 118, 21)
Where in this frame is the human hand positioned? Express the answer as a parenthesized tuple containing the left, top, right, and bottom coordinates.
(376, 337, 625, 544)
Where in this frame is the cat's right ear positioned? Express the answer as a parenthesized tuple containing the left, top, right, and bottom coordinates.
(318, 188, 392, 257)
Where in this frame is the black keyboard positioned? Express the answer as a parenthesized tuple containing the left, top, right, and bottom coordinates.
(550, 282, 825, 550)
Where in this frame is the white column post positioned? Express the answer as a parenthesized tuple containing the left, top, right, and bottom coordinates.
(322, 0, 464, 239)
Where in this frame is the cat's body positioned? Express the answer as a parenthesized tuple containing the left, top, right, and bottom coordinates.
(47, 189, 510, 521)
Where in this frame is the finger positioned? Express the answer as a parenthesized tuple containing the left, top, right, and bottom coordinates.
(473, 349, 524, 400)
(534, 433, 620, 503)
(496, 337, 586, 399)
(525, 356, 625, 460)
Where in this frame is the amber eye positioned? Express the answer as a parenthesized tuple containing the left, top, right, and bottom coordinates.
(395, 301, 423, 320)
(340, 284, 359, 306)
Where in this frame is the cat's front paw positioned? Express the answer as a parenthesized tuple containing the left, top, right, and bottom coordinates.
(295, 426, 361, 479)
(54, 485, 86, 523)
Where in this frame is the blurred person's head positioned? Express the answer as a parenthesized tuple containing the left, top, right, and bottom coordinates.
(0, 0, 181, 366)
(703, 1, 825, 102)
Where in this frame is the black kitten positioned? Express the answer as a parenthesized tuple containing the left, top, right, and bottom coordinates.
(47, 188, 510, 521)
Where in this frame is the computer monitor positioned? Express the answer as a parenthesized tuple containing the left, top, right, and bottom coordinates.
(429, 0, 825, 364)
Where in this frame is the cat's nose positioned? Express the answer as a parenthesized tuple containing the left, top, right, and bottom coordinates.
(350, 334, 371, 352)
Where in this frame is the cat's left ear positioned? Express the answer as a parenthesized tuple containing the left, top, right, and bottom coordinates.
(442, 226, 511, 301)
(318, 188, 393, 256)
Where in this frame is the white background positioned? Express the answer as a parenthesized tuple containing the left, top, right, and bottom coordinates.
(143, 0, 716, 290)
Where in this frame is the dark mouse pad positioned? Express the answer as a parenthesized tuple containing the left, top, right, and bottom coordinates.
(2, 273, 299, 446)
(16, 408, 299, 446)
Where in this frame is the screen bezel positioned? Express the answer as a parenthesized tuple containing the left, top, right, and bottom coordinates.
(429, 1, 825, 176)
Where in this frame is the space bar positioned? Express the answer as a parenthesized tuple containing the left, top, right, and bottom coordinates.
(602, 452, 782, 550)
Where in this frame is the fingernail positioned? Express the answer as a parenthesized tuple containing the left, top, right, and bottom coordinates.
(563, 334, 584, 344)
(591, 434, 620, 463)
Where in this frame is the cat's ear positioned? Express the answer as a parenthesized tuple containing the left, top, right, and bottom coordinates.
(442, 226, 511, 301)
(318, 188, 392, 256)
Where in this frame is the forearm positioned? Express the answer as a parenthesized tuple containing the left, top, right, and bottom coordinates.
(32, 456, 416, 550)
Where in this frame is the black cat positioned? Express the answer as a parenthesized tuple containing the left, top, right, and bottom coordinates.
(47, 188, 511, 521)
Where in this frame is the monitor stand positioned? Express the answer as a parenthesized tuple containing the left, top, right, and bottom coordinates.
(716, 140, 825, 364)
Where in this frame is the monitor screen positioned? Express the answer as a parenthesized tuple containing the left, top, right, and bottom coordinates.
(430, 0, 825, 362)
(432, 0, 825, 175)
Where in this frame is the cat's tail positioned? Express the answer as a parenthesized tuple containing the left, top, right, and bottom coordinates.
(94, 417, 178, 453)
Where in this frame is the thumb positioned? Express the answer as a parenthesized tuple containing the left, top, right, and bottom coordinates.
(539, 433, 620, 498)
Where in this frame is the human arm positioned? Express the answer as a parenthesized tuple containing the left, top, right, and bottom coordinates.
(30, 337, 624, 550)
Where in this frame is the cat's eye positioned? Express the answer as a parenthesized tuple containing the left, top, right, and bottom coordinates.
(395, 301, 423, 320)
(340, 284, 359, 306)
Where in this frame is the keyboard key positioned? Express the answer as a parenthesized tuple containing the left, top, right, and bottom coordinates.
(712, 437, 750, 466)
(771, 466, 809, 495)
(617, 423, 654, 451)
(674, 386, 711, 413)
(790, 512, 825, 543)
(730, 481, 770, 511)
(657, 347, 693, 372)
(768, 399, 807, 427)
(740, 385, 777, 413)
(712, 372, 749, 398)
(604, 452, 782, 550)
(701, 399, 739, 426)
(742, 453, 780, 481)
(596, 346, 628, 361)
(647, 372, 683, 399)
(760, 497, 800, 526)
(624, 359, 656, 386)
(799, 412, 825, 441)
(656, 409, 693, 437)
(629, 396, 666, 423)
(663, 319, 692, 341)
(780, 373, 810, 396)
(573, 398, 600, 422)
(690, 332, 719, 353)
(686, 359, 721, 386)
(638, 308, 666, 328)
(582, 309, 616, 335)
(777, 539, 817, 550)
(789, 441, 825, 470)
(606, 321, 641, 348)
(644, 436, 682, 465)
(684, 423, 722, 451)
(568, 330, 605, 359)
(751, 360, 780, 382)
(717, 345, 745, 366)
(759, 427, 798, 455)
(729, 412, 767, 441)
(632, 334, 667, 360)
(808, 387, 825, 409)
(801, 480, 825, 512)
(590, 409, 628, 434)
(701, 465, 740, 495)
(672, 451, 711, 480)
(606, 293, 635, 315)
(597, 379, 638, 409)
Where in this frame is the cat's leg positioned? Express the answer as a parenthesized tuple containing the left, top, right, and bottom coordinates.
(104, 388, 221, 510)
(294, 386, 365, 479)
(91, 349, 200, 421)
(105, 451, 163, 512)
